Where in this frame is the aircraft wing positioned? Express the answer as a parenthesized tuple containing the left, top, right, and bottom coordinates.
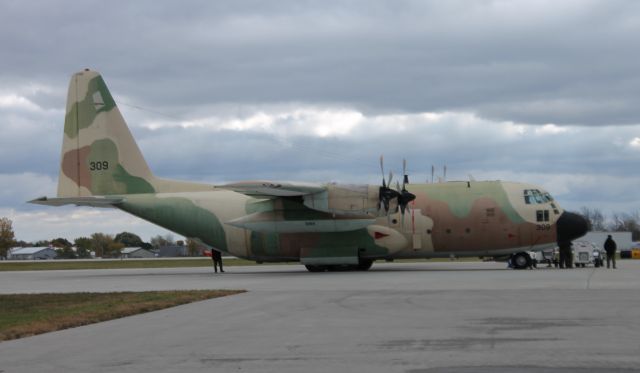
(219, 181, 379, 218)
(28, 196, 124, 208)
(216, 181, 326, 198)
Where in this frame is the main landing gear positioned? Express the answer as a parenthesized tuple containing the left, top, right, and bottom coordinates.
(305, 258, 374, 272)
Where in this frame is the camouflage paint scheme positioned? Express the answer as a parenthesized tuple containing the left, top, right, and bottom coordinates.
(32, 70, 567, 269)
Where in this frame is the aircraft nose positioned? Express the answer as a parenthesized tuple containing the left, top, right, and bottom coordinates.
(556, 211, 589, 243)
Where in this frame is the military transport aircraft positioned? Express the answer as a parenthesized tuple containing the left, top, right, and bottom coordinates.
(31, 70, 589, 271)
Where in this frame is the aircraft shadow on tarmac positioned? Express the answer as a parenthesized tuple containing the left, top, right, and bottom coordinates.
(73, 262, 554, 279)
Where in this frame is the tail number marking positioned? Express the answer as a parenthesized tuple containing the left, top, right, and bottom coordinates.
(89, 161, 109, 171)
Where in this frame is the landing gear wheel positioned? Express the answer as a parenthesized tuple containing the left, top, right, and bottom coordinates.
(511, 252, 532, 270)
(305, 265, 325, 272)
(357, 259, 373, 271)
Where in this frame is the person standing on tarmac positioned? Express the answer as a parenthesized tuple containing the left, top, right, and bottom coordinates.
(211, 249, 225, 273)
(558, 240, 573, 269)
(604, 235, 617, 269)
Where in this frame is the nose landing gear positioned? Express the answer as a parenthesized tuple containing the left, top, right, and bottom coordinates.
(510, 252, 533, 270)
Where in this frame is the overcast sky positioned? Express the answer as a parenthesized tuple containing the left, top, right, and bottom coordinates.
(1, 0, 639, 243)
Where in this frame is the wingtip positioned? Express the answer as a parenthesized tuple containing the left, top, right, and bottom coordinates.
(27, 196, 48, 204)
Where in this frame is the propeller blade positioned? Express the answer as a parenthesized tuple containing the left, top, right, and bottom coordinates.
(379, 155, 386, 188)
(388, 171, 393, 187)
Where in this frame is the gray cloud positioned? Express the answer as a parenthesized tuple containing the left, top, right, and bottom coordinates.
(2, 1, 640, 124)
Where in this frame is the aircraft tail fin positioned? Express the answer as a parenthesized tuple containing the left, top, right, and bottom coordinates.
(57, 69, 157, 197)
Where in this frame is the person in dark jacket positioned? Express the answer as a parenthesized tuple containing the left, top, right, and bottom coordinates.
(558, 240, 573, 269)
(211, 249, 224, 273)
(604, 235, 617, 269)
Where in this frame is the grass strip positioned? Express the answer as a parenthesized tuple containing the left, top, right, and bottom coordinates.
(0, 290, 245, 341)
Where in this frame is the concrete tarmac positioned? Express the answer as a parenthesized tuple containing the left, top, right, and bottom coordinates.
(1, 261, 639, 372)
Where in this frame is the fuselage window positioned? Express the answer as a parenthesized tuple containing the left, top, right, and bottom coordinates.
(537, 210, 550, 222)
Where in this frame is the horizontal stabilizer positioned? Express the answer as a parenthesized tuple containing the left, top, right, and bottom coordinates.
(29, 196, 124, 208)
(217, 181, 325, 198)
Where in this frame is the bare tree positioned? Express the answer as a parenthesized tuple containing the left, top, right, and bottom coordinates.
(580, 207, 606, 231)
(150, 234, 175, 249)
(609, 211, 640, 240)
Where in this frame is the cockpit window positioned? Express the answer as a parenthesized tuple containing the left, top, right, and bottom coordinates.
(523, 189, 552, 204)
(534, 193, 544, 204)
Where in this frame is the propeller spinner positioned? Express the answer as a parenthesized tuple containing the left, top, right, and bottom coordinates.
(377, 156, 415, 216)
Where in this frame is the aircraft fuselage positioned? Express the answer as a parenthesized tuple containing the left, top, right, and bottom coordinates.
(114, 180, 566, 262)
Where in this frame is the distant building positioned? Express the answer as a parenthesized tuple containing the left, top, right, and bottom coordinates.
(157, 245, 189, 257)
(9, 247, 58, 260)
(581, 232, 633, 251)
(120, 247, 155, 259)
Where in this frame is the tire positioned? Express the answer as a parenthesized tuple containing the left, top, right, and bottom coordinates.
(305, 264, 324, 272)
(357, 259, 373, 271)
(511, 252, 531, 270)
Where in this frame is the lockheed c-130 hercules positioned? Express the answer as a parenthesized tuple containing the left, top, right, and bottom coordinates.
(31, 70, 589, 271)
